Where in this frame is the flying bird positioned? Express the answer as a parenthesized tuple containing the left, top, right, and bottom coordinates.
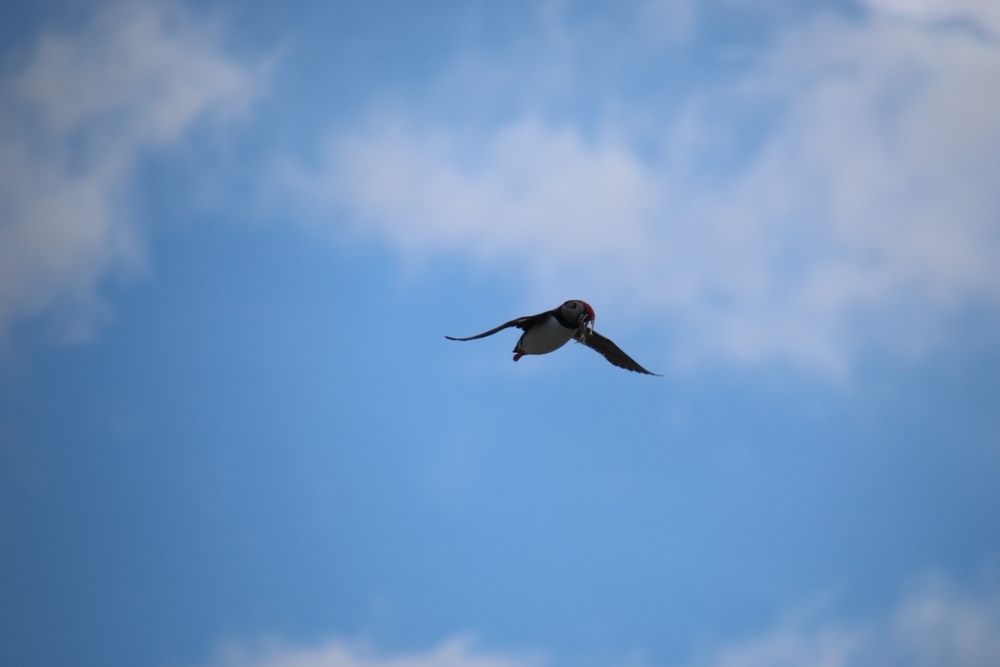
(446, 300, 661, 376)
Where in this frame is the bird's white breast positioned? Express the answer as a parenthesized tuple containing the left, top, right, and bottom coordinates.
(520, 316, 576, 355)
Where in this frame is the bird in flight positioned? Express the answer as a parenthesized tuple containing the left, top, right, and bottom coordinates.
(446, 300, 661, 376)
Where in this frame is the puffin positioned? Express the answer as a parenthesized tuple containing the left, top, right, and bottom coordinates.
(446, 300, 661, 376)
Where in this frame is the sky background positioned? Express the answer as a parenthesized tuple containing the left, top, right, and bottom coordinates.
(2, 1, 1000, 666)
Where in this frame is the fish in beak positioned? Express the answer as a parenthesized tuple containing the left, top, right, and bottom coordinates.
(582, 301, 596, 336)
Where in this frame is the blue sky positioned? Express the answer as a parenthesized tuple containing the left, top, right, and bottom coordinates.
(2, 1, 1000, 666)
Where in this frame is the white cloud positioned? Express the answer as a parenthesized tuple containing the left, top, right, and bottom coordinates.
(684, 622, 863, 667)
(889, 576, 1000, 667)
(294, 115, 661, 290)
(683, 577, 1000, 667)
(863, 0, 1000, 37)
(0, 1, 266, 348)
(198, 577, 1000, 667)
(296, 2, 1000, 377)
(201, 637, 542, 667)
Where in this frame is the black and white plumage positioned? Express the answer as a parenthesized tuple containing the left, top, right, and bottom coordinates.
(446, 300, 661, 376)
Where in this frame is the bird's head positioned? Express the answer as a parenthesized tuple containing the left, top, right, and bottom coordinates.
(562, 300, 595, 334)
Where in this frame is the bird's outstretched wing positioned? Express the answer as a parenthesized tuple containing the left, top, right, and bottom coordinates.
(445, 311, 550, 341)
(578, 330, 662, 376)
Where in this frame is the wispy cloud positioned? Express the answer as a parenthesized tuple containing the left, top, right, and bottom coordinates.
(293, 115, 660, 285)
(197, 575, 1000, 667)
(865, 0, 1000, 36)
(0, 1, 266, 348)
(200, 637, 542, 667)
(684, 575, 1000, 667)
(294, 1, 1000, 377)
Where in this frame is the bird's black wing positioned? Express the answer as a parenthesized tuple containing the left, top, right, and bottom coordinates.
(578, 329, 662, 376)
(445, 311, 551, 341)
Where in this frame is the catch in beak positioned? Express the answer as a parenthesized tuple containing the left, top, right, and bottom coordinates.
(582, 302, 596, 336)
